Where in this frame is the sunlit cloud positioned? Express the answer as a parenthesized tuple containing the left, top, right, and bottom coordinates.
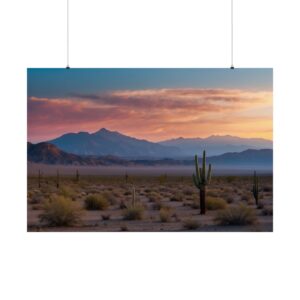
(28, 88, 272, 142)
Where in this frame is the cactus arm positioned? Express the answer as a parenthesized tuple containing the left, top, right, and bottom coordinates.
(207, 164, 212, 184)
(202, 151, 206, 182)
(195, 155, 200, 182)
(193, 173, 200, 188)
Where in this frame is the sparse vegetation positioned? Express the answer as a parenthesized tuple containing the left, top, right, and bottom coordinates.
(183, 219, 199, 230)
(123, 205, 144, 220)
(84, 194, 109, 210)
(206, 197, 227, 210)
(214, 204, 257, 226)
(39, 195, 82, 226)
(159, 207, 172, 222)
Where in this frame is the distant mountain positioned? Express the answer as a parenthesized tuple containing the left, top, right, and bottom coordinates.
(27, 142, 272, 169)
(133, 149, 273, 168)
(159, 135, 273, 156)
(27, 142, 129, 166)
(48, 128, 180, 158)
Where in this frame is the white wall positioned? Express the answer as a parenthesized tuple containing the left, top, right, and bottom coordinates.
(0, 1, 299, 300)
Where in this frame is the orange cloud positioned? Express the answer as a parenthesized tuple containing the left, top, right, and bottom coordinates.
(28, 88, 272, 142)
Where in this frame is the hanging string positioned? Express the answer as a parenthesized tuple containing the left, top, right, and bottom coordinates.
(230, 0, 234, 69)
(66, 0, 70, 69)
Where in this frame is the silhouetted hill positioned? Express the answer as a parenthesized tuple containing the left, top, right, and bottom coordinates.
(159, 135, 272, 156)
(27, 142, 129, 166)
(48, 128, 180, 157)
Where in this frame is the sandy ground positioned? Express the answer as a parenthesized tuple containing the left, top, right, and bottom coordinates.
(27, 174, 273, 232)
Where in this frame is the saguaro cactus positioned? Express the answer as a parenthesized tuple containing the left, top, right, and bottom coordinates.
(56, 169, 60, 188)
(252, 171, 259, 207)
(75, 169, 79, 182)
(131, 185, 136, 207)
(125, 172, 129, 183)
(193, 150, 212, 215)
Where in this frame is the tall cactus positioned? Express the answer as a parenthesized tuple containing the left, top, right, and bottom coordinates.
(193, 150, 212, 215)
(252, 171, 259, 207)
(131, 185, 136, 207)
(56, 169, 60, 189)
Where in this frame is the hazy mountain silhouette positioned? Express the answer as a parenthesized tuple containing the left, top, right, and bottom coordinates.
(27, 142, 130, 166)
(159, 135, 272, 156)
(48, 128, 180, 158)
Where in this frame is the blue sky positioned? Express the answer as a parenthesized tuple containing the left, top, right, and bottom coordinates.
(28, 68, 272, 98)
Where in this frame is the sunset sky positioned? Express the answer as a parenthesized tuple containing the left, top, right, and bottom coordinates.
(28, 68, 272, 143)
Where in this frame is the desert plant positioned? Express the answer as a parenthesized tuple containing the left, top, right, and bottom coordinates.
(183, 219, 199, 230)
(252, 171, 260, 207)
(192, 150, 212, 215)
(56, 169, 60, 188)
(170, 192, 184, 202)
(39, 195, 82, 226)
(206, 197, 227, 210)
(159, 207, 172, 222)
(158, 174, 167, 185)
(75, 169, 79, 182)
(123, 205, 144, 220)
(262, 206, 273, 216)
(84, 194, 109, 210)
(125, 172, 129, 183)
(214, 204, 257, 226)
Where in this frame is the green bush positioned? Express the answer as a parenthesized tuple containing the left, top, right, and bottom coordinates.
(214, 204, 257, 226)
(206, 197, 227, 210)
(123, 205, 144, 220)
(84, 194, 109, 210)
(39, 196, 82, 226)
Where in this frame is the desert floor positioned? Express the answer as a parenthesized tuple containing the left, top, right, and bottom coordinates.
(27, 174, 273, 232)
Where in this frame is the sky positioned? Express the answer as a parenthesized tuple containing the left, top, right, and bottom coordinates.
(27, 68, 273, 143)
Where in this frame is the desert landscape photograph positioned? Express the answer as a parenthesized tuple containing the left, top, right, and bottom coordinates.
(27, 68, 273, 232)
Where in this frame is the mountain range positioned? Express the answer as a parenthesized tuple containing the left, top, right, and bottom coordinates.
(47, 128, 272, 158)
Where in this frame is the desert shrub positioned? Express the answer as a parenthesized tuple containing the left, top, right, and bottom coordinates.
(39, 196, 82, 226)
(152, 199, 164, 210)
(170, 192, 184, 202)
(159, 207, 172, 222)
(101, 214, 111, 220)
(262, 206, 273, 216)
(123, 205, 144, 220)
(148, 192, 161, 202)
(58, 185, 76, 199)
(225, 196, 234, 204)
(214, 204, 257, 226)
(84, 194, 109, 210)
(119, 200, 127, 209)
(207, 190, 219, 197)
(102, 191, 117, 205)
(183, 219, 199, 230)
(183, 187, 194, 196)
(144, 188, 151, 193)
(124, 191, 131, 196)
(206, 197, 227, 210)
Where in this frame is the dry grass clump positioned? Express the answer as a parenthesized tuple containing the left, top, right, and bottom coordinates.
(206, 197, 227, 210)
(207, 190, 219, 197)
(152, 199, 165, 210)
(183, 187, 194, 196)
(58, 185, 77, 200)
(84, 194, 109, 210)
(147, 192, 162, 202)
(102, 191, 117, 205)
(159, 207, 172, 222)
(170, 192, 184, 202)
(123, 205, 144, 220)
(214, 204, 257, 226)
(182, 219, 199, 230)
(241, 194, 251, 202)
(39, 195, 82, 226)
